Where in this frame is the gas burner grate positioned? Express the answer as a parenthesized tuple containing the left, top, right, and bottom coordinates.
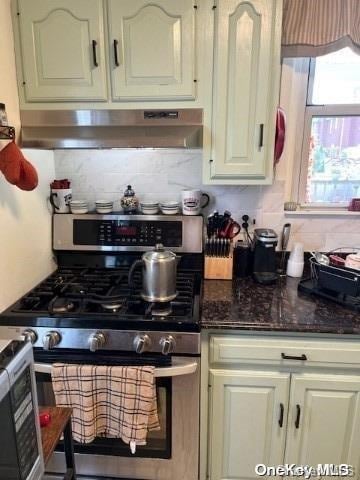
(12, 267, 197, 320)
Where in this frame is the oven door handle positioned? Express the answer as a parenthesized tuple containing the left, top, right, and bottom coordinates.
(34, 359, 198, 378)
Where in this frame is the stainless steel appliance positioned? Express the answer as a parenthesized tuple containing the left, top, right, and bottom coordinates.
(128, 244, 178, 302)
(0, 339, 44, 480)
(0, 214, 203, 480)
(20, 109, 203, 149)
(252, 228, 279, 284)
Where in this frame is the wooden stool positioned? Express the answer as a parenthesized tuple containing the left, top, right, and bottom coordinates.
(39, 406, 76, 480)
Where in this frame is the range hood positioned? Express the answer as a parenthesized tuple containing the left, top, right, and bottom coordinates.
(20, 109, 203, 149)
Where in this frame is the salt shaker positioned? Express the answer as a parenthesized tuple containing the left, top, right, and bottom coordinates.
(120, 185, 139, 214)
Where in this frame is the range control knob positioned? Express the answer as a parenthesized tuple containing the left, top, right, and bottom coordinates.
(160, 335, 176, 355)
(134, 334, 151, 354)
(43, 331, 61, 350)
(89, 332, 106, 352)
(22, 329, 37, 344)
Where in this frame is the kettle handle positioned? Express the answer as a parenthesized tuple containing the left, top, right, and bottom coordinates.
(128, 259, 143, 288)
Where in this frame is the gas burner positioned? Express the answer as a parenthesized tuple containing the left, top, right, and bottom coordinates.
(101, 302, 124, 313)
(146, 302, 173, 317)
(49, 297, 75, 314)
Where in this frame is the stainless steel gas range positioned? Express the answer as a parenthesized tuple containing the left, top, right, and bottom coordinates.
(0, 214, 204, 480)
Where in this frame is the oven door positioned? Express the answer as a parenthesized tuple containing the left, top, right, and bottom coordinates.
(34, 355, 199, 480)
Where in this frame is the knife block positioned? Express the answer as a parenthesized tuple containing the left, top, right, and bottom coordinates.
(204, 248, 234, 280)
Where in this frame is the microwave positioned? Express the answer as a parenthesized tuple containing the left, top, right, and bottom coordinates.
(0, 339, 44, 480)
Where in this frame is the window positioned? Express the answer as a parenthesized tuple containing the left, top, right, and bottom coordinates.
(299, 48, 360, 207)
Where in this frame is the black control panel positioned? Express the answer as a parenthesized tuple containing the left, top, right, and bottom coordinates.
(12, 366, 39, 480)
(74, 219, 183, 247)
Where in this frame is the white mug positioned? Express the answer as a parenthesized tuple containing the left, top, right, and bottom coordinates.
(181, 189, 210, 216)
(50, 188, 72, 213)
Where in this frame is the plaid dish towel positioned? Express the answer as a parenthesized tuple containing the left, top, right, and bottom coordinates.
(51, 364, 160, 451)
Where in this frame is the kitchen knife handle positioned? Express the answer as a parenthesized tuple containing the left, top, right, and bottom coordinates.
(259, 124, 264, 148)
(278, 403, 284, 428)
(113, 39, 120, 66)
(92, 40, 98, 67)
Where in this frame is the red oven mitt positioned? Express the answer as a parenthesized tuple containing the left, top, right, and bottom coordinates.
(17, 158, 39, 191)
(0, 140, 38, 191)
(0, 140, 22, 184)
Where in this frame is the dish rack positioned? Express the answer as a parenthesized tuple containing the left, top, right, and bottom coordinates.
(310, 256, 360, 298)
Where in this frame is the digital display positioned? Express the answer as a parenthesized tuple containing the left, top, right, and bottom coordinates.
(116, 226, 137, 236)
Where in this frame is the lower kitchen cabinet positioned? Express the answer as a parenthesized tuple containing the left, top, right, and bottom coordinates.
(285, 374, 360, 468)
(208, 370, 290, 480)
(206, 335, 360, 480)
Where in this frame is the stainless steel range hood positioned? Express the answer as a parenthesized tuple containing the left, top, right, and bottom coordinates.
(20, 109, 203, 149)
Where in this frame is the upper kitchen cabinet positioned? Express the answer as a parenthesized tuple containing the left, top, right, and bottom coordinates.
(16, 0, 108, 102)
(204, 0, 282, 184)
(108, 0, 197, 102)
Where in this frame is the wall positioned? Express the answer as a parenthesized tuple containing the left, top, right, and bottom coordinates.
(0, 1, 55, 312)
(54, 146, 360, 252)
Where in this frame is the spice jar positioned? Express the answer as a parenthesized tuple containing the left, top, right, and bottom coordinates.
(120, 185, 139, 214)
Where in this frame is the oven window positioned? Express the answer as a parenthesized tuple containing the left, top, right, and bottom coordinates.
(36, 373, 172, 459)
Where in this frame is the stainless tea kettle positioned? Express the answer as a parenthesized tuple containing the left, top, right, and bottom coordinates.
(128, 244, 178, 302)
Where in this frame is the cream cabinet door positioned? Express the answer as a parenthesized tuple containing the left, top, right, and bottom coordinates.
(208, 0, 281, 183)
(285, 374, 360, 471)
(17, 0, 107, 101)
(108, 0, 196, 101)
(208, 370, 290, 480)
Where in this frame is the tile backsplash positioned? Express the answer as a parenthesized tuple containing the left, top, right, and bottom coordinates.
(54, 148, 360, 251)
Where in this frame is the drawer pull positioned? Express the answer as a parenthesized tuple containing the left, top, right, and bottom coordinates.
(92, 40, 98, 67)
(295, 404, 301, 429)
(281, 353, 307, 361)
(278, 403, 284, 428)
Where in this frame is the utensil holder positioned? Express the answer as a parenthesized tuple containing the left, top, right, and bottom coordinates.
(204, 248, 234, 280)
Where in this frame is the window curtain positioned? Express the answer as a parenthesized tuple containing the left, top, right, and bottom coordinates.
(282, 0, 360, 57)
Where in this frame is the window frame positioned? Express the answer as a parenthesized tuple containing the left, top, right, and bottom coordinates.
(297, 56, 360, 208)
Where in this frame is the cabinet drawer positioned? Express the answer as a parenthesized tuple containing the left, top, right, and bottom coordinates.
(210, 335, 360, 367)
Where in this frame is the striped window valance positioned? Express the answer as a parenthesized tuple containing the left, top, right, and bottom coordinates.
(282, 0, 360, 57)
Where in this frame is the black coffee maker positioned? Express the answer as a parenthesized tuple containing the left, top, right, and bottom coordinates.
(252, 228, 278, 284)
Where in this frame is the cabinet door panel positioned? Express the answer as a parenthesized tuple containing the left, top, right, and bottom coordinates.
(109, 0, 196, 101)
(208, 370, 289, 480)
(285, 374, 360, 468)
(18, 0, 107, 101)
(210, 0, 281, 181)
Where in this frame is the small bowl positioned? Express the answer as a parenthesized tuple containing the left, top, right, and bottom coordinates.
(141, 208, 160, 215)
(141, 201, 159, 207)
(161, 206, 180, 215)
(161, 201, 179, 208)
(70, 200, 88, 214)
(96, 207, 113, 214)
(70, 207, 88, 214)
(141, 202, 159, 215)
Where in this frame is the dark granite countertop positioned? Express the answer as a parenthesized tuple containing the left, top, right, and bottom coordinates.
(201, 276, 360, 334)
